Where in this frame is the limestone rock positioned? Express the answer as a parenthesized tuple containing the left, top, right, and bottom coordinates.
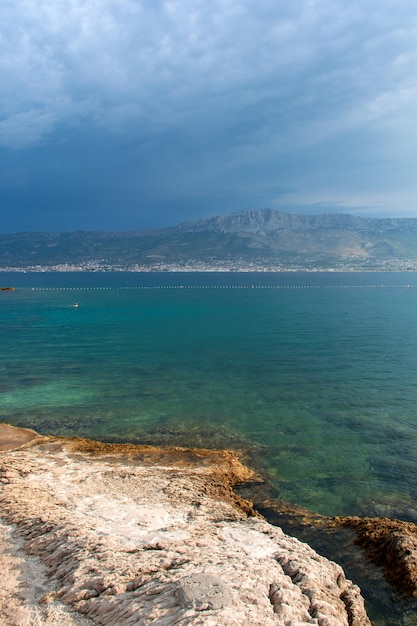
(0, 426, 371, 625)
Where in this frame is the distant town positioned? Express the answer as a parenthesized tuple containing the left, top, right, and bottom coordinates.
(2, 257, 417, 273)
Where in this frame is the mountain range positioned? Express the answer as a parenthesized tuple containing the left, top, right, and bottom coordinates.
(1, 209, 417, 271)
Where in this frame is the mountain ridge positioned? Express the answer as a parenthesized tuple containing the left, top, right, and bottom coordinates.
(1, 209, 417, 271)
(173, 209, 417, 234)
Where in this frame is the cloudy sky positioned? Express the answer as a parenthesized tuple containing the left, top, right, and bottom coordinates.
(1, 0, 417, 232)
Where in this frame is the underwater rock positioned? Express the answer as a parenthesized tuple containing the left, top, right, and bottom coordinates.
(337, 516, 417, 597)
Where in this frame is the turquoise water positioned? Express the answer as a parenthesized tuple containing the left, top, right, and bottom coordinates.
(1, 271, 417, 520)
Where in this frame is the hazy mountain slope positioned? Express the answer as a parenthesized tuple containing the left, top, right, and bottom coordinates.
(1, 210, 416, 270)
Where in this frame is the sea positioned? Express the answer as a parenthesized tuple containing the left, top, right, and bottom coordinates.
(1, 270, 417, 623)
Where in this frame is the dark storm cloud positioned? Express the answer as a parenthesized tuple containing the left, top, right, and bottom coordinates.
(1, 0, 416, 230)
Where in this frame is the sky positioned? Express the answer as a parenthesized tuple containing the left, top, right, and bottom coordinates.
(1, 0, 417, 232)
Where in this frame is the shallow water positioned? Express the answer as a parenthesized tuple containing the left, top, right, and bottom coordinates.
(1, 271, 417, 523)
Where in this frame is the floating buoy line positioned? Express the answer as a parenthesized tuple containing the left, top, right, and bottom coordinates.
(30, 283, 416, 291)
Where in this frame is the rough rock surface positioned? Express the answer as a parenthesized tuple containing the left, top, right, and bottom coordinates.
(0, 424, 371, 625)
(337, 516, 417, 598)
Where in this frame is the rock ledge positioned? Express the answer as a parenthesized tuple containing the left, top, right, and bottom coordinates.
(0, 425, 371, 625)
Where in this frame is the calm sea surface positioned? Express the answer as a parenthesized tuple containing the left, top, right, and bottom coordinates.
(1, 271, 417, 521)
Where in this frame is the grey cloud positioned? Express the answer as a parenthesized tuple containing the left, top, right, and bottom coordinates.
(1, 1, 416, 139)
(1, 0, 417, 227)
(0, 110, 58, 149)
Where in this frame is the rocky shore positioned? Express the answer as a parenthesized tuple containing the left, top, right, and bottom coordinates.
(0, 423, 374, 625)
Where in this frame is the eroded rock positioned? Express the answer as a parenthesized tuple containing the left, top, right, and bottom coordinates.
(0, 427, 371, 625)
(337, 515, 417, 597)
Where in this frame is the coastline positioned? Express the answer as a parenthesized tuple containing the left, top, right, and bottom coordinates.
(0, 423, 372, 625)
(2, 423, 417, 625)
